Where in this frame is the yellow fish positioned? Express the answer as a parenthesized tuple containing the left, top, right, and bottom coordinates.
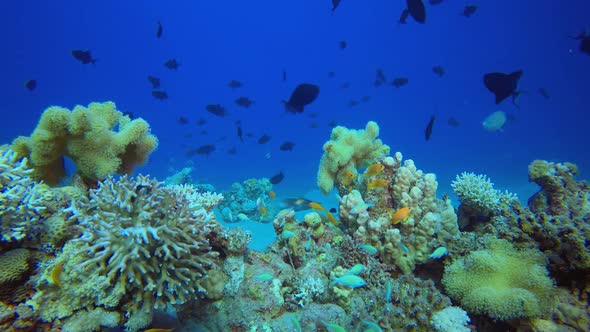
(325, 210, 340, 225)
(269, 190, 276, 200)
(339, 170, 356, 185)
(50, 262, 64, 288)
(367, 178, 389, 191)
(309, 201, 326, 212)
(390, 206, 411, 224)
(259, 205, 268, 216)
(364, 163, 385, 177)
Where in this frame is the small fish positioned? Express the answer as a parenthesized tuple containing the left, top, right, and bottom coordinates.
(424, 115, 435, 141)
(351, 202, 374, 214)
(268, 190, 276, 200)
(147, 75, 160, 88)
(328, 71, 336, 78)
(309, 201, 326, 212)
(483, 70, 523, 107)
(71, 49, 96, 64)
(331, 0, 341, 14)
(282, 69, 287, 82)
(186, 144, 215, 157)
(339, 40, 347, 49)
(482, 110, 506, 132)
(257, 135, 271, 144)
(255, 273, 274, 281)
(50, 262, 64, 288)
(432, 65, 445, 77)
(259, 205, 268, 216)
(228, 80, 243, 89)
(164, 58, 180, 70)
(325, 210, 339, 225)
(399, 8, 410, 24)
(280, 141, 295, 151)
(24, 79, 37, 91)
(178, 116, 189, 125)
(151, 90, 168, 100)
(428, 246, 448, 259)
(447, 116, 460, 127)
(282, 198, 314, 211)
(292, 317, 302, 332)
(123, 111, 135, 119)
(323, 322, 346, 332)
(283, 83, 320, 114)
(374, 68, 387, 86)
(345, 264, 366, 275)
(329, 208, 337, 213)
(429, 0, 444, 4)
(235, 96, 255, 108)
(361, 96, 370, 103)
(461, 5, 478, 17)
(236, 122, 244, 142)
(363, 163, 385, 177)
(340, 82, 350, 89)
(205, 104, 228, 117)
(270, 171, 284, 184)
(305, 233, 313, 251)
(406, 0, 426, 23)
(339, 170, 356, 186)
(392, 77, 409, 88)
(331, 275, 366, 288)
(348, 100, 359, 107)
(328, 120, 338, 128)
(227, 147, 237, 155)
(196, 118, 207, 126)
(385, 279, 393, 303)
(367, 178, 388, 191)
(398, 241, 410, 254)
(362, 321, 384, 332)
(538, 88, 550, 100)
(357, 244, 378, 255)
(390, 207, 410, 224)
(156, 21, 163, 38)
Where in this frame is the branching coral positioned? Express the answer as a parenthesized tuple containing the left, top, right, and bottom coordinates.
(451, 172, 517, 217)
(11, 101, 158, 185)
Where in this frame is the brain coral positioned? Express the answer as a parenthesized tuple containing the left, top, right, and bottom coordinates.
(442, 239, 554, 320)
(70, 175, 221, 325)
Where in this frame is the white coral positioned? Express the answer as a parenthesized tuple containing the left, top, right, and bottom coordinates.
(451, 172, 517, 215)
(293, 276, 325, 308)
(431, 306, 471, 332)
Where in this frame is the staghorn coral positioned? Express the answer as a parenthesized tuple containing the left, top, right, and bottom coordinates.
(30, 175, 222, 331)
(451, 172, 518, 218)
(11, 101, 158, 185)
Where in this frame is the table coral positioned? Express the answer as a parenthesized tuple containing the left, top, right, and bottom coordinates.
(11, 101, 158, 186)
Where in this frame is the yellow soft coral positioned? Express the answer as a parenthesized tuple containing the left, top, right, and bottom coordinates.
(316, 121, 390, 194)
(11, 102, 158, 185)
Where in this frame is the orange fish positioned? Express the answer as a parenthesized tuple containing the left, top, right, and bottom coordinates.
(325, 211, 340, 225)
(50, 262, 63, 288)
(390, 207, 411, 224)
(259, 205, 268, 216)
(339, 170, 356, 185)
(367, 178, 389, 191)
(269, 190, 276, 200)
(309, 202, 327, 212)
(364, 163, 385, 177)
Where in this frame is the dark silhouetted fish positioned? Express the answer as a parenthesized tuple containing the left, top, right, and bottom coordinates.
(375, 68, 387, 86)
(270, 171, 284, 185)
(123, 111, 135, 119)
(538, 88, 550, 100)
(328, 71, 336, 78)
(310, 122, 319, 129)
(164, 59, 180, 70)
(196, 118, 207, 126)
(283, 69, 287, 81)
(429, 0, 444, 4)
(235, 97, 255, 108)
(483, 70, 523, 106)
(424, 115, 435, 141)
(447, 117, 460, 127)
(72, 50, 96, 64)
(280, 141, 295, 151)
(148, 75, 160, 88)
(339, 40, 347, 49)
(228, 80, 243, 89)
(340, 82, 350, 89)
(392, 77, 409, 88)
(227, 147, 237, 155)
(328, 120, 338, 128)
(571, 30, 590, 56)
(246, 132, 255, 138)
(187, 144, 215, 157)
(361, 96, 370, 103)
(178, 116, 189, 125)
(348, 100, 360, 107)
(236, 121, 244, 142)
(309, 112, 319, 118)
(406, 0, 426, 23)
(399, 9, 410, 24)
(156, 21, 163, 38)
(461, 5, 477, 17)
(152, 90, 168, 100)
(206, 104, 228, 117)
(200, 130, 208, 135)
(257, 135, 271, 144)
(331, 0, 341, 14)
(24, 79, 36, 91)
(283, 83, 320, 114)
(432, 66, 445, 77)
(329, 207, 337, 213)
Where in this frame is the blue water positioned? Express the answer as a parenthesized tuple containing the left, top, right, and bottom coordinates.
(3, 0, 590, 204)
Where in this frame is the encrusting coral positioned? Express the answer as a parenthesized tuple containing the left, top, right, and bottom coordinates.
(11, 101, 158, 186)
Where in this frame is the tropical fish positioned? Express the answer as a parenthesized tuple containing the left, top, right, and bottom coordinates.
(362, 321, 384, 332)
(236, 121, 244, 142)
(447, 116, 460, 127)
(350, 202, 374, 214)
(270, 171, 284, 184)
(280, 141, 295, 151)
(156, 20, 163, 38)
(164, 58, 180, 70)
(482, 111, 507, 132)
(392, 77, 409, 88)
(283, 83, 320, 114)
(282, 198, 314, 211)
(235, 96, 255, 108)
(398, 8, 410, 24)
(363, 163, 385, 177)
(339, 170, 356, 186)
(385, 279, 393, 303)
(390, 207, 411, 224)
(357, 244, 378, 255)
(428, 246, 448, 259)
(325, 211, 339, 225)
(281, 230, 294, 239)
(292, 317, 302, 332)
(424, 115, 435, 141)
(50, 262, 63, 288)
(228, 80, 243, 88)
(331, 0, 341, 14)
(367, 178, 388, 191)
(24, 79, 37, 91)
(398, 241, 410, 254)
(339, 40, 347, 49)
(206, 104, 228, 117)
(461, 5, 478, 17)
(309, 201, 326, 212)
(305, 233, 313, 251)
(332, 275, 367, 288)
(255, 273, 274, 281)
(538, 88, 550, 99)
(322, 321, 346, 332)
(147, 75, 160, 88)
(345, 264, 366, 275)
(71, 49, 96, 64)
(406, 0, 426, 23)
(483, 70, 523, 106)
(151, 90, 168, 101)
(269, 190, 276, 200)
(432, 65, 445, 77)
(177, 116, 189, 125)
(259, 205, 268, 216)
(186, 144, 215, 157)
(257, 135, 271, 144)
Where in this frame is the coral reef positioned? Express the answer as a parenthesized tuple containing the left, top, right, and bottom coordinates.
(218, 177, 275, 222)
(11, 101, 158, 185)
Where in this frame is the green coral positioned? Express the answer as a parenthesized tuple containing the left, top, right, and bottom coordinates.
(442, 239, 555, 320)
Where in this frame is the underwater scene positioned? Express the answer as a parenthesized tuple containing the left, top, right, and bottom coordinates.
(1, 0, 590, 331)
